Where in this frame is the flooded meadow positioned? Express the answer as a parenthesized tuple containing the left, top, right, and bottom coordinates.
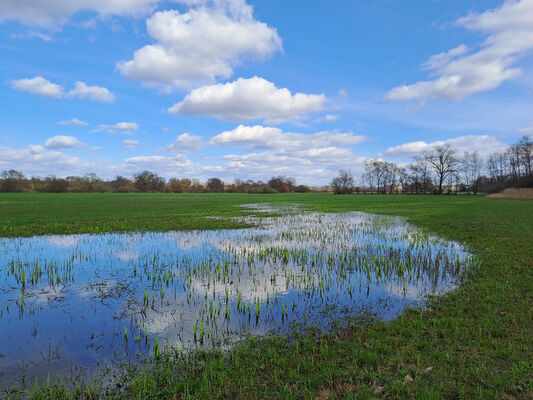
(0, 205, 477, 388)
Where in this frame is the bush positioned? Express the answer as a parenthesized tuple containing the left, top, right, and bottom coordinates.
(294, 185, 311, 193)
(247, 185, 278, 194)
(166, 179, 185, 193)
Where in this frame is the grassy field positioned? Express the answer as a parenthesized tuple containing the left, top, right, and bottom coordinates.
(1, 193, 532, 399)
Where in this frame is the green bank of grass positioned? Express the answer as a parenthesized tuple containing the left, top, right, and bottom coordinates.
(2, 193, 532, 399)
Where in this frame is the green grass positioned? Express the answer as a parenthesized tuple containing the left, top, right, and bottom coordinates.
(1, 193, 532, 399)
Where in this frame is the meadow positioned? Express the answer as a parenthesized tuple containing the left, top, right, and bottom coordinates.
(0, 193, 532, 399)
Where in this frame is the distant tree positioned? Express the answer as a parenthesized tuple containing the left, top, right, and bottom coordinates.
(110, 176, 135, 192)
(233, 179, 250, 193)
(179, 178, 192, 192)
(294, 184, 311, 193)
(65, 176, 83, 192)
(267, 176, 296, 193)
(397, 167, 408, 194)
(361, 162, 374, 194)
(29, 176, 45, 192)
(507, 145, 522, 180)
(247, 185, 278, 194)
(166, 178, 185, 193)
(330, 170, 354, 194)
(421, 144, 458, 194)
(0, 169, 26, 192)
(460, 151, 482, 194)
(66, 173, 107, 192)
(409, 156, 431, 194)
(206, 177, 225, 193)
(188, 178, 205, 193)
(518, 135, 532, 176)
(383, 162, 399, 194)
(285, 177, 296, 192)
(42, 175, 68, 193)
(134, 170, 165, 192)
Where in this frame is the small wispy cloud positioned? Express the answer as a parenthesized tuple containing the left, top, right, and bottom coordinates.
(123, 139, 140, 149)
(67, 81, 115, 103)
(313, 114, 339, 123)
(10, 76, 115, 103)
(57, 118, 89, 126)
(10, 76, 63, 98)
(45, 135, 99, 150)
(10, 31, 54, 42)
(97, 122, 139, 135)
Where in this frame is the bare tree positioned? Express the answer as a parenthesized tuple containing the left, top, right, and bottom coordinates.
(460, 151, 482, 194)
(207, 177, 225, 193)
(421, 144, 458, 194)
(331, 170, 354, 194)
(0, 169, 26, 192)
(397, 167, 408, 194)
(166, 178, 185, 193)
(407, 156, 431, 194)
(486, 153, 499, 182)
(179, 178, 192, 192)
(110, 176, 135, 192)
(487, 151, 509, 182)
(506, 145, 521, 180)
(362, 161, 375, 193)
(134, 170, 165, 192)
(267, 176, 296, 193)
(384, 162, 399, 194)
(518, 135, 532, 176)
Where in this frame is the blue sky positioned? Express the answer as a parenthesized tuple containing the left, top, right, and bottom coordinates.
(1, 0, 533, 184)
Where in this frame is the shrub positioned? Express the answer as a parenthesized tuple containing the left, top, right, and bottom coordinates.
(247, 185, 278, 194)
(294, 185, 311, 193)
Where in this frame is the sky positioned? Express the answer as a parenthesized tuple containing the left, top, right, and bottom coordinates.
(1, 0, 533, 185)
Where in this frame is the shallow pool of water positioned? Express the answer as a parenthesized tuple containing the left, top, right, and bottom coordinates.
(0, 206, 475, 387)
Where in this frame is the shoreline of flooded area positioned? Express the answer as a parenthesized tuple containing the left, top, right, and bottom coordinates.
(0, 205, 477, 388)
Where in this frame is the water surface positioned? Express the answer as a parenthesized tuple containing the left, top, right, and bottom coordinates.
(0, 206, 475, 387)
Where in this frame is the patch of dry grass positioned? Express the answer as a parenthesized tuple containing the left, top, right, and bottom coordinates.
(486, 188, 533, 199)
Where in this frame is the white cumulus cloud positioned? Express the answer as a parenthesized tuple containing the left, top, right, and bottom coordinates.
(379, 135, 507, 159)
(45, 135, 97, 150)
(122, 139, 140, 149)
(0, 0, 159, 28)
(214, 148, 364, 184)
(518, 124, 533, 135)
(115, 122, 138, 131)
(165, 133, 206, 153)
(314, 114, 339, 123)
(67, 81, 115, 102)
(10, 76, 114, 103)
(169, 77, 326, 123)
(10, 76, 64, 98)
(98, 122, 139, 134)
(122, 154, 200, 176)
(210, 124, 365, 151)
(384, 0, 533, 102)
(117, 0, 282, 90)
(0, 144, 106, 177)
(57, 118, 89, 126)
(203, 124, 367, 183)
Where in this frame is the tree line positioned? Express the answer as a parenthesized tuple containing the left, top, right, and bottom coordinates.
(2, 135, 531, 195)
(0, 171, 314, 194)
(331, 135, 533, 195)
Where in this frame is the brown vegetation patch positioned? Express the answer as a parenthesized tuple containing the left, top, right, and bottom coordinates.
(486, 188, 533, 199)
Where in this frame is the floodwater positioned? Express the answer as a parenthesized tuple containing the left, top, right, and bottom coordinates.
(0, 205, 475, 388)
